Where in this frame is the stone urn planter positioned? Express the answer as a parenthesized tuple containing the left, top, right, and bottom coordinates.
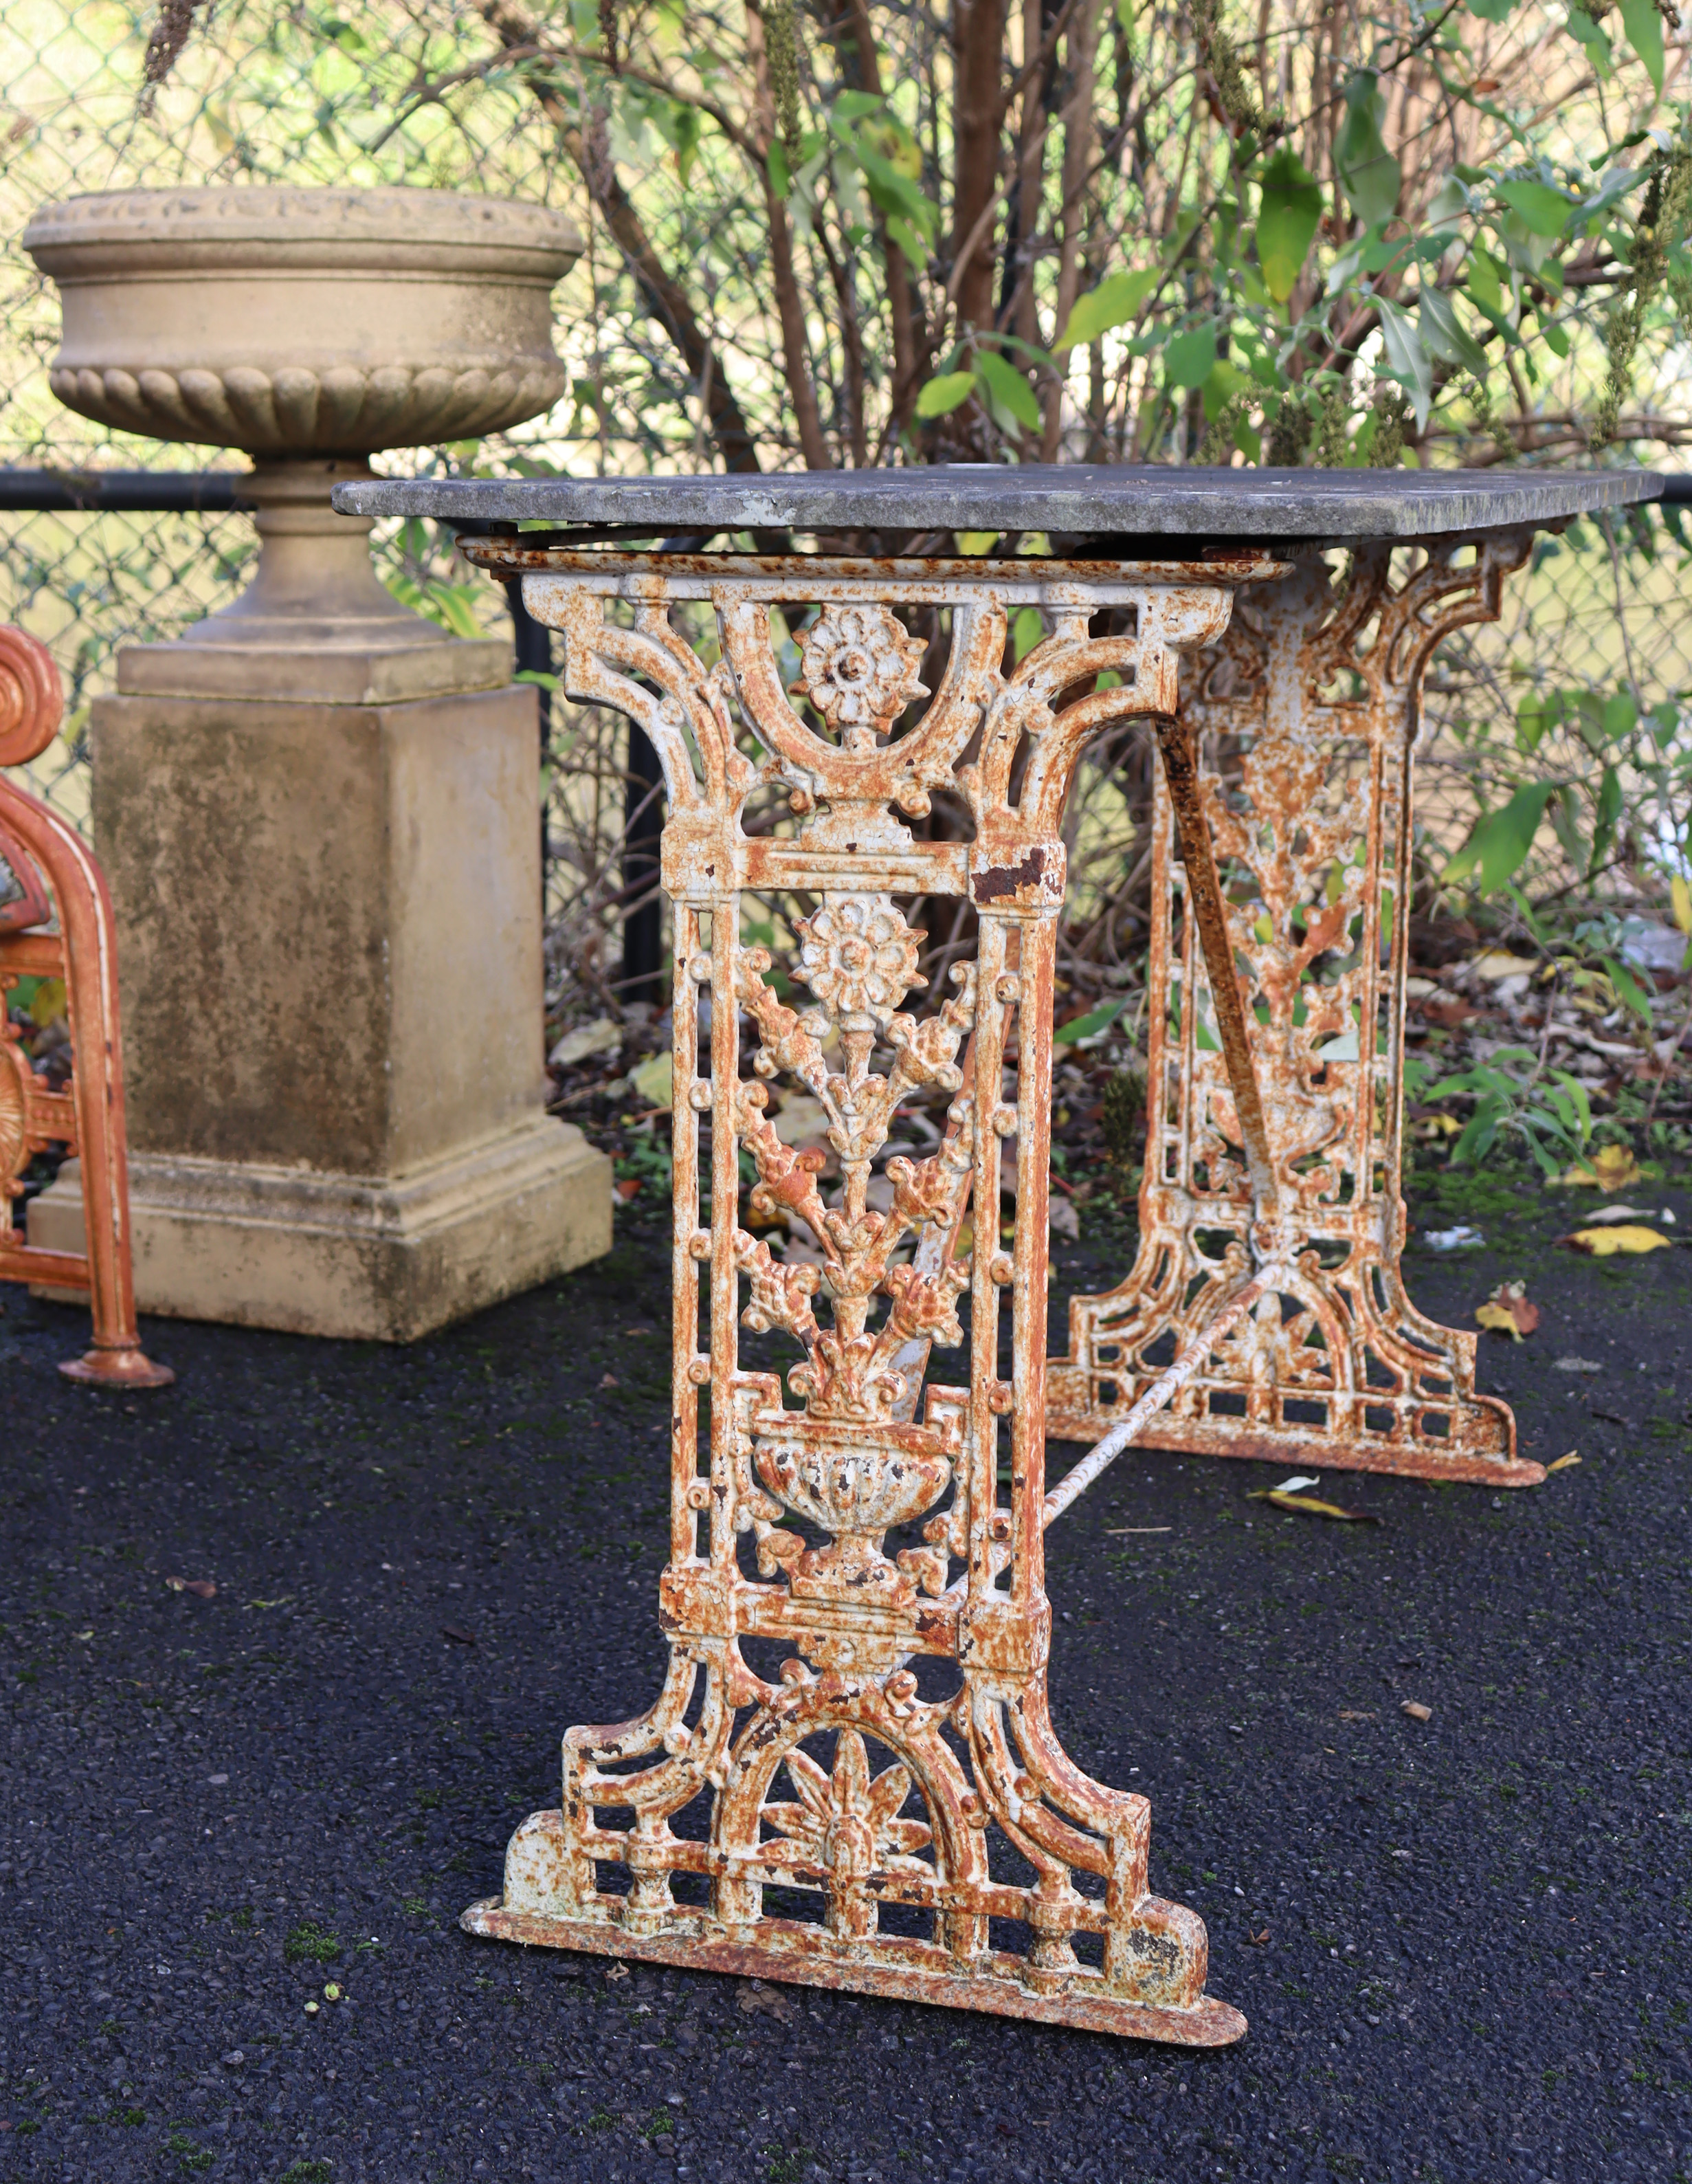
(21, 186, 611, 1343)
(24, 184, 582, 686)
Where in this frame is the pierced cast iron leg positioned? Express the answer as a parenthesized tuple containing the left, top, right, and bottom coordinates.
(455, 546, 1281, 2042)
(1047, 542, 1542, 1487)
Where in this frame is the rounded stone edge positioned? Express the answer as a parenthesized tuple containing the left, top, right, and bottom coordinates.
(23, 184, 583, 277)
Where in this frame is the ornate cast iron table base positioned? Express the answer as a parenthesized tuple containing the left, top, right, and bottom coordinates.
(454, 547, 1269, 2044)
(1047, 541, 1544, 1488)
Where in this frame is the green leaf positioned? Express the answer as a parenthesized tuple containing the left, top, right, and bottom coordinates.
(672, 102, 700, 188)
(1011, 605, 1045, 663)
(1056, 996, 1129, 1047)
(1498, 179, 1575, 237)
(1052, 268, 1159, 351)
(832, 89, 883, 121)
(1466, 0, 1517, 21)
(1603, 690, 1639, 741)
(851, 137, 940, 244)
(1419, 287, 1489, 376)
(1201, 357, 1250, 419)
(1619, 0, 1665, 89)
(1336, 72, 1402, 230)
(1465, 245, 1506, 316)
(1550, 785, 1590, 874)
(1590, 765, 1624, 873)
(1600, 951, 1654, 1022)
(1164, 326, 1218, 390)
(973, 347, 1043, 431)
(1377, 298, 1434, 429)
(1255, 148, 1324, 303)
(1444, 782, 1558, 893)
(767, 140, 790, 200)
(1515, 691, 1550, 753)
(914, 370, 975, 419)
(1564, 5, 1614, 70)
(1540, 320, 1571, 357)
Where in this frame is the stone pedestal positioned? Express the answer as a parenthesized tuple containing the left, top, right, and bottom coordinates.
(67, 584, 610, 1341)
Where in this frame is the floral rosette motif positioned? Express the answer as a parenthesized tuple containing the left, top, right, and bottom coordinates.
(792, 894, 926, 1032)
(794, 604, 928, 750)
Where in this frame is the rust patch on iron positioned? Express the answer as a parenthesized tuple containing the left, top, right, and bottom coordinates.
(972, 847, 1048, 903)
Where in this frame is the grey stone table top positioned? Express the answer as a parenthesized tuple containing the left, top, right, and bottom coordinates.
(334, 463, 1661, 542)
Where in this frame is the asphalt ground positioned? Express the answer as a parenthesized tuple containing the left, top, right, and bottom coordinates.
(2, 1162, 1690, 2184)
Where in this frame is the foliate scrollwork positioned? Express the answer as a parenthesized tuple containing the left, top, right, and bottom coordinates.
(762, 1731, 934, 1939)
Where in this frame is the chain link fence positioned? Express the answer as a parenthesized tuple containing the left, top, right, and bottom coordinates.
(3, 0, 1690, 1041)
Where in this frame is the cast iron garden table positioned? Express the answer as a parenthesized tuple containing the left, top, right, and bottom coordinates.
(339, 464, 1657, 2044)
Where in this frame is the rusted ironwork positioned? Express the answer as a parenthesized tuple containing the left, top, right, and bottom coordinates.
(0, 626, 172, 1388)
(1048, 542, 1541, 1487)
(453, 544, 1287, 2043)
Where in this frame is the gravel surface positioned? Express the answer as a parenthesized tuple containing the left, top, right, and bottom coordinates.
(3, 1171, 1690, 2184)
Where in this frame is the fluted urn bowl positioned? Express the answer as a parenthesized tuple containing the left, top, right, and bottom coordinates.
(23, 185, 581, 456)
(753, 1418, 953, 1541)
(24, 186, 582, 668)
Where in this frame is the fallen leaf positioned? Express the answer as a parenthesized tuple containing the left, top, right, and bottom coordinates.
(599, 1371, 620, 1389)
(166, 1576, 216, 1600)
(1414, 1113, 1463, 1138)
(441, 1624, 477, 1645)
(1559, 1224, 1672, 1256)
(1559, 1144, 1643, 1191)
(737, 1981, 792, 2019)
(1581, 1203, 1656, 1225)
(604, 1961, 630, 1983)
(1475, 1280, 1539, 1341)
(548, 1017, 623, 1069)
(1248, 1490, 1381, 1523)
(1337, 1710, 1377, 1721)
(1246, 1926, 1271, 1946)
(1553, 1356, 1603, 1374)
(1103, 1525, 1172, 1534)
(1418, 995, 1477, 1028)
(1048, 1196, 1080, 1242)
(628, 1051, 673, 1112)
(1401, 1701, 1432, 1723)
(614, 1178, 641, 1202)
(1471, 950, 1539, 980)
(1546, 1451, 1582, 1474)
(1424, 1225, 1484, 1252)
(1273, 1473, 1321, 1493)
